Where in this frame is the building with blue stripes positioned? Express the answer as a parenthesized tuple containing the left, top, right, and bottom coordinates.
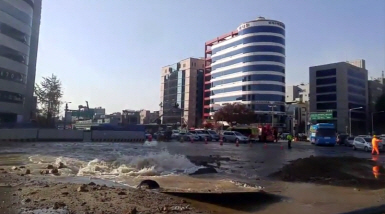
(203, 17, 286, 126)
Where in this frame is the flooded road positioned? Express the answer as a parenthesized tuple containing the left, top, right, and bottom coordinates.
(1, 141, 385, 213)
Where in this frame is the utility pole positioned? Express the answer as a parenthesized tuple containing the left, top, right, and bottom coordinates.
(63, 102, 71, 130)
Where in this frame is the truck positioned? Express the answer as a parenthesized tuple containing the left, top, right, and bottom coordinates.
(309, 123, 336, 146)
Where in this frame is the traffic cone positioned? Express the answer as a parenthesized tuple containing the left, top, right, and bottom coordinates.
(236, 139, 239, 147)
(205, 137, 208, 144)
(190, 137, 193, 143)
(280, 142, 283, 150)
(220, 136, 223, 146)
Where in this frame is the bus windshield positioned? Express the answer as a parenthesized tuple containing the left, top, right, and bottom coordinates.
(316, 128, 336, 137)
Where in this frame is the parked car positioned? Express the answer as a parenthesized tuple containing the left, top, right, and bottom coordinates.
(186, 132, 201, 141)
(353, 137, 384, 152)
(171, 130, 180, 139)
(222, 131, 249, 143)
(344, 136, 355, 146)
(337, 134, 349, 145)
(197, 130, 220, 141)
(190, 130, 212, 141)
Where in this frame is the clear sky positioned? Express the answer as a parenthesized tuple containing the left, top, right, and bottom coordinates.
(36, 0, 385, 113)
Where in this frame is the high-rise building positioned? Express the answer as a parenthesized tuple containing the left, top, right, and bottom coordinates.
(0, 0, 42, 123)
(160, 57, 205, 127)
(204, 17, 286, 126)
(309, 59, 368, 134)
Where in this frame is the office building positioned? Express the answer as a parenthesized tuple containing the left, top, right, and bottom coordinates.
(286, 83, 309, 103)
(204, 17, 286, 126)
(309, 59, 368, 134)
(160, 57, 204, 127)
(139, 110, 159, 124)
(0, 0, 42, 123)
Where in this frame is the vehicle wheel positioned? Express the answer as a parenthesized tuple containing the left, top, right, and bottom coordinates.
(353, 145, 356, 150)
(364, 146, 369, 152)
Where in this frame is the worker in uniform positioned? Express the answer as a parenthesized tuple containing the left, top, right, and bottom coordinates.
(287, 133, 293, 149)
(371, 135, 381, 155)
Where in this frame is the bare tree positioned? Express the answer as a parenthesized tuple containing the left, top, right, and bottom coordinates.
(213, 103, 256, 125)
(34, 74, 63, 126)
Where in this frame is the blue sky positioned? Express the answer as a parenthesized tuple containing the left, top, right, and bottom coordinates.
(36, 0, 385, 113)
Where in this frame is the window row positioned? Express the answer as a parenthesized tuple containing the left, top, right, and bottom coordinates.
(315, 68, 336, 77)
(316, 77, 336, 85)
(317, 102, 336, 110)
(238, 26, 285, 36)
(23, 0, 34, 8)
(210, 104, 286, 112)
(348, 69, 365, 80)
(348, 86, 365, 96)
(210, 94, 285, 103)
(0, 1, 32, 26)
(212, 55, 285, 70)
(212, 45, 285, 62)
(0, 22, 30, 45)
(348, 94, 366, 104)
(316, 85, 336, 93)
(212, 74, 285, 87)
(0, 90, 24, 104)
(0, 67, 25, 84)
(211, 84, 285, 95)
(317, 94, 337, 102)
(212, 35, 285, 54)
(211, 64, 285, 78)
(348, 78, 365, 88)
(0, 45, 28, 64)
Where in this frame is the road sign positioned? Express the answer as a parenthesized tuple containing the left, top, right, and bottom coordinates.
(310, 112, 333, 120)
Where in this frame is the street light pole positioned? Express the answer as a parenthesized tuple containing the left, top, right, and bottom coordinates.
(349, 107, 363, 136)
(372, 111, 384, 135)
(268, 105, 276, 127)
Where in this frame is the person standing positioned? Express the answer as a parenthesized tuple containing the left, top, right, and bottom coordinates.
(371, 135, 381, 155)
(273, 128, 278, 143)
(287, 133, 293, 149)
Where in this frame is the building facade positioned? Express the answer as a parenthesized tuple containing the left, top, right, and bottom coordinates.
(139, 110, 160, 124)
(309, 60, 368, 134)
(204, 17, 286, 126)
(160, 58, 205, 127)
(0, 0, 42, 123)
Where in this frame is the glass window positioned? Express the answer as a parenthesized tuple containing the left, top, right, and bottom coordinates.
(0, 45, 28, 64)
(317, 94, 337, 102)
(316, 85, 336, 93)
(212, 35, 285, 54)
(348, 69, 365, 79)
(23, 0, 34, 8)
(348, 86, 365, 96)
(0, 67, 25, 84)
(212, 65, 285, 78)
(348, 78, 365, 88)
(0, 90, 24, 104)
(316, 77, 336, 85)
(351, 111, 365, 120)
(0, 1, 32, 26)
(316, 128, 336, 137)
(317, 102, 336, 110)
(211, 94, 284, 103)
(212, 55, 285, 70)
(212, 45, 285, 62)
(348, 95, 366, 104)
(0, 22, 30, 45)
(212, 74, 284, 87)
(239, 26, 285, 35)
(316, 69, 336, 77)
(211, 84, 284, 95)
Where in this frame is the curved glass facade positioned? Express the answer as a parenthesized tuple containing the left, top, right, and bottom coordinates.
(210, 19, 285, 113)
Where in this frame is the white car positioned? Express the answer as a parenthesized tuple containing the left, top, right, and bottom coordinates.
(353, 137, 384, 152)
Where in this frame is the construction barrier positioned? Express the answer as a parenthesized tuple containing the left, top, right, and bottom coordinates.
(0, 129, 38, 142)
(91, 130, 145, 142)
(38, 129, 84, 142)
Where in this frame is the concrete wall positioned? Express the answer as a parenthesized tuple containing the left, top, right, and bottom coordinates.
(38, 129, 84, 141)
(92, 131, 145, 141)
(0, 129, 38, 140)
(0, 129, 145, 142)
